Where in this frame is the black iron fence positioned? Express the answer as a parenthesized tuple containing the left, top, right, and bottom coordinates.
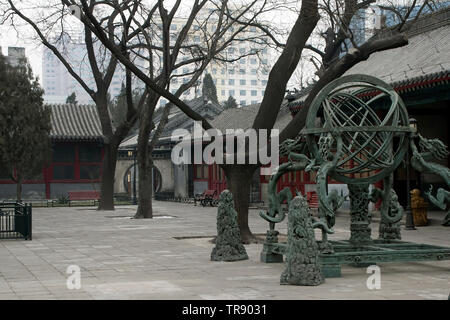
(0, 202, 32, 240)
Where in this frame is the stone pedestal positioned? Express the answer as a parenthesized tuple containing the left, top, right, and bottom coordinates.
(280, 195, 324, 286)
(349, 183, 372, 246)
(260, 230, 284, 263)
(211, 190, 248, 262)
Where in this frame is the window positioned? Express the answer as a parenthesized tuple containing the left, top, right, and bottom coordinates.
(229, 90, 235, 96)
(221, 68, 225, 75)
(251, 80, 257, 86)
(240, 100, 246, 106)
(229, 79, 235, 85)
(240, 90, 246, 96)
(262, 90, 265, 95)
(240, 59, 246, 64)
(195, 164, 209, 179)
(228, 69, 235, 75)
(212, 68, 217, 75)
(251, 100, 258, 105)
(251, 69, 257, 75)
(53, 165, 74, 180)
(262, 59, 268, 65)
(221, 79, 225, 85)
(79, 145, 102, 163)
(240, 79, 246, 85)
(228, 47, 235, 54)
(262, 80, 268, 85)
(221, 90, 225, 96)
(171, 25, 177, 30)
(239, 69, 246, 75)
(183, 68, 189, 74)
(250, 58, 257, 65)
(194, 36, 200, 42)
(251, 90, 257, 96)
(53, 145, 75, 163)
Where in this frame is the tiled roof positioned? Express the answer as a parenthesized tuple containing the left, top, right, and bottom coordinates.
(120, 97, 223, 148)
(210, 102, 292, 133)
(49, 104, 103, 142)
(289, 7, 450, 114)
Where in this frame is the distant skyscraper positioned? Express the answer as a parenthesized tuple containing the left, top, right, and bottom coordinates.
(158, 17, 271, 108)
(42, 33, 127, 104)
(1, 46, 27, 67)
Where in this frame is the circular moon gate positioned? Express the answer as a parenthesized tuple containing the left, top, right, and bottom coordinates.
(303, 74, 411, 185)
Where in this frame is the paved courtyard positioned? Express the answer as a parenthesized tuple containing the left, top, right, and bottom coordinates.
(0, 201, 449, 300)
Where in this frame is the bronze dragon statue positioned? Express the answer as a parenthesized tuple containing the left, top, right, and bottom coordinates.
(259, 137, 313, 227)
(410, 135, 450, 226)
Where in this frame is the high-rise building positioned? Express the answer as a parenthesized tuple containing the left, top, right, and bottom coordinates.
(42, 33, 127, 104)
(42, 15, 271, 108)
(157, 17, 271, 108)
(0, 46, 27, 67)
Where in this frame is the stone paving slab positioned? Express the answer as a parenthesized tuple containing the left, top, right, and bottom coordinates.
(0, 201, 449, 300)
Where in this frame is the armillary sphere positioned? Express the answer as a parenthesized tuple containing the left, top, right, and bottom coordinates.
(302, 74, 413, 185)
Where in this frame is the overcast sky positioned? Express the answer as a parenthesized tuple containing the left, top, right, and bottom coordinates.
(0, 0, 301, 85)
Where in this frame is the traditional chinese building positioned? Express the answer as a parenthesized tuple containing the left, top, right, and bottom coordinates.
(116, 97, 223, 200)
(143, 8, 450, 209)
(0, 104, 104, 199)
(288, 8, 450, 207)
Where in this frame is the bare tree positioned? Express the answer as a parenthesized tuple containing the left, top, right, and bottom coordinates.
(103, 0, 286, 218)
(1, 0, 149, 210)
(3, 0, 437, 242)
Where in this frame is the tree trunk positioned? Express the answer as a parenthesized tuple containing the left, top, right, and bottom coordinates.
(134, 96, 157, 219)
(16, 176, 22, 202)
(224, 165, 258, 244)
(134, 156, 153, 219)
(98, 142, 118, 210)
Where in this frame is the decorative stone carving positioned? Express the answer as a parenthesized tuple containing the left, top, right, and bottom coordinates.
(379, 190, 403, 240)
(370, 185, 403, 240)
(211, 190, 248, 262)
(349, 183, 372, 246)
(280, 195, 324, 286)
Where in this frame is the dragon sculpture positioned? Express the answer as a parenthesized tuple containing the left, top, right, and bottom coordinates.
(410, 135, 450, 226)
(259, 137, 315, 227)
(369, 177, 403, 240)
(259, 134, 336, 248)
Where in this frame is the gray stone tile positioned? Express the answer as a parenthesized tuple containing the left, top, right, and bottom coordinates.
(0, 203, 449, 300)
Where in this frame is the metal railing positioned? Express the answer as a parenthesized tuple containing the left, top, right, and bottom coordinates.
(0, 202, 32, 240)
